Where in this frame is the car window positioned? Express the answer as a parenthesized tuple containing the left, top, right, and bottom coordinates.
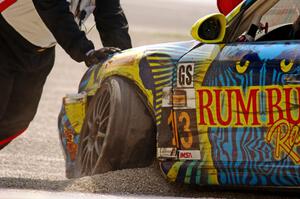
(261, 0, 300, 28)
(256, 0, 300, 40)
(227, 0, 283, 42)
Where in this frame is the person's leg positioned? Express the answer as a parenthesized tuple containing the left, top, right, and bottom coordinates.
(0, 142, 10, 150)
(0, 47, 55, 150)
(0, 68, 14, 120)
(0, 39, 15, 149)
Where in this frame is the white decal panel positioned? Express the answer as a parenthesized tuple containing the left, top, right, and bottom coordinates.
(177, 63, 194, 88)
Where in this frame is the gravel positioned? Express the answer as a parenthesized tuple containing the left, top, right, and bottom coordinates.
(0, 162, 299, 199)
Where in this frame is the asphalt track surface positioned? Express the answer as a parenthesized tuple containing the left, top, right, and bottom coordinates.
(0, 189, 197, 199)
(0, 0, 299, 198)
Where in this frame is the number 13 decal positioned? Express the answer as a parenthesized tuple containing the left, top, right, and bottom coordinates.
(168, 110, 193, 149)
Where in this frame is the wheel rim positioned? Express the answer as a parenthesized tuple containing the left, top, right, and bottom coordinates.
(80, 86, 111, 175)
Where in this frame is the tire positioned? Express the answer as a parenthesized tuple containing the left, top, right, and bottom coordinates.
(75, 77, 156, 177)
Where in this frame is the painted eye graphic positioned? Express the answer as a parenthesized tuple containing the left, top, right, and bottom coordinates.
(236, 60, 250, 74)
(280, 59, 294, 73)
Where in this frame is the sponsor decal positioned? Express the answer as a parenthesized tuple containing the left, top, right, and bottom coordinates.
(197, 85, 300, 164)
(168, 109, 198, 149)
(266, 119, 300, 164)
(173, 89, 196, 109)
(172, 90, 187, 107)
(197, 85, 300, 127)
(157, 147, 177, 159)
(162, 87, 172, 108)
(177, 63, 194, 88)
(162, 87, 196, 109)
(178, 150, 201, 160)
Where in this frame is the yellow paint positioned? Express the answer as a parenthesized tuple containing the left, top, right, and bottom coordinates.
(156, 108, 162, 114)
(193, 45, 223, 185)
(150, 62, 172, 67)
(156, 115, 162, 120)
(85, 70, 96, 95)
(236, 60, 250, 74)
(156, 103, 162, 109)
(154, 78, 171, 85)
(85, 49, 155, 109)
(154, 72, 173, 79)
(156, 85, 169, 91)
(280, 59, 294, 73)
(156, 91, 163, 97)
(151, 68, 173, 73)
(64, 98, 86, 134)
(147, 56, 172, 61)
(266, 119, 300, 164)
(156, 97, 163, 102)
(167, 161, 185, 182)
(226, 3, 242, 23)
(191, 13, 226, 44)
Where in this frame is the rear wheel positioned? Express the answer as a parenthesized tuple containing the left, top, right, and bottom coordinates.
(75, 77, 156, 177)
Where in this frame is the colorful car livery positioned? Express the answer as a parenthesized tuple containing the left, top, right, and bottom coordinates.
(58, 0, 300, 187)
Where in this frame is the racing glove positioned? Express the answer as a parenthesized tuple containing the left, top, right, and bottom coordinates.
(84, 47, 121, 67)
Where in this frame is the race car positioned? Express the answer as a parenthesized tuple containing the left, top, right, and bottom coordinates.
(58, 0, 300, 187)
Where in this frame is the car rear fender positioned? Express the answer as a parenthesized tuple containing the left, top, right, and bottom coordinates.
(58, 41, 199, 167)
(78, 40, 200, 119)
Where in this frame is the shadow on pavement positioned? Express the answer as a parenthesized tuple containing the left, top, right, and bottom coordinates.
(0, 176, 299, 199)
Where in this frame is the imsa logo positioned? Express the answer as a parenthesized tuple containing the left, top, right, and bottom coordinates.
(177, 63, 194, 88)
(178, 150, 201, 160)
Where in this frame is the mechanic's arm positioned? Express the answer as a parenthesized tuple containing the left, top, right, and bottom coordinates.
(94, 0, 132, 50)
(32, 0, 119, 66)
(32, 0, 94, 62)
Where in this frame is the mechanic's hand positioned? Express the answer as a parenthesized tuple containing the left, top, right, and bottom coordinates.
(84, 47, 121, 67)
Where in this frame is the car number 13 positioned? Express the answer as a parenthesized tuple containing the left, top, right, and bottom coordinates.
(168, 110, 193, 149)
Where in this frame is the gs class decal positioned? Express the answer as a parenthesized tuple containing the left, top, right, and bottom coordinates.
(177, 63, 194, 88)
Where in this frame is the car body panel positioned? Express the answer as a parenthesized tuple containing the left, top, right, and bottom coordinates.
(225, 0, 256, 23)
(58, 40, 200, 171)
(58, 0, 256, 163)
(160, 41, 300, 186)
(158, 44, 224, 185)
(58, 0, 300, 188)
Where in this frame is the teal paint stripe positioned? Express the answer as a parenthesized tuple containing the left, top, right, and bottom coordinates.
(184, 161, 198, 184)
(196, 161, 206, 185)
